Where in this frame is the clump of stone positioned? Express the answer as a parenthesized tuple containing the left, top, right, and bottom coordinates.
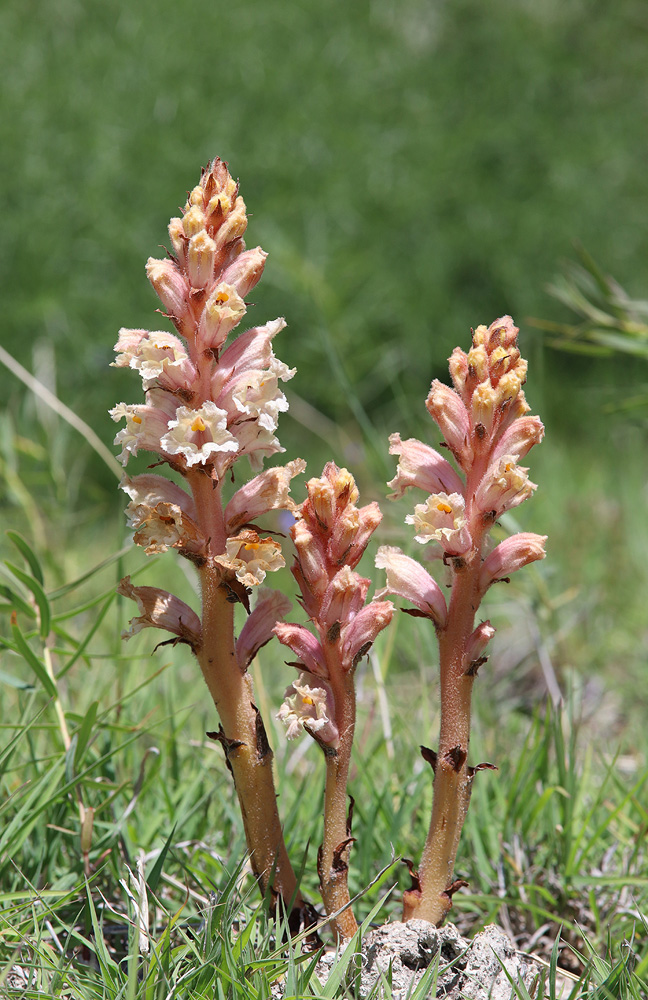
(314, 920, 545, 999)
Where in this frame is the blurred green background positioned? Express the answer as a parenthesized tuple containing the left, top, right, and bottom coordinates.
(1, 0, 647, 725)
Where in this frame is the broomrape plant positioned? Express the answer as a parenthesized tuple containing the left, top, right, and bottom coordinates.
(111, 159, 545, 939)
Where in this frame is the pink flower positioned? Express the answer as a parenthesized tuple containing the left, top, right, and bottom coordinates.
(110, 392, 177, 466)
(215, 530, 285, 587)
(221, 246, 268, 298)
(479, 532, 547, 593)
(145, 258, 190, 322)
(224, 459, 306, 532)
(160, 401, 238, 467)
(273, 622, 328, 678)
(475, 455, 536, 518)
(387, 433, 464, 499)
(492, 416, 545, 463)
(117, 576, 201, 649)
(463, 621, 496, 670)
(318, 566, 369, 630)
(340, 600, 394, 668)
(236, 588, 292, 671)
(375, 546, 448, 627)
(425, 381, 473, 468)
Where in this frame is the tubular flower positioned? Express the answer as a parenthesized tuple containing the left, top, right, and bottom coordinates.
(380, 315, 545, 928)
(216, 530, 285, 587)
(406, 492, 472, 555)
(375, 545, 447, 626)
(278, 673, 338, 746)
(117, 577, 202, 649)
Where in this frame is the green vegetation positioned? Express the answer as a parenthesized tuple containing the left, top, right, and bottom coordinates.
(1, 0, 648, 995)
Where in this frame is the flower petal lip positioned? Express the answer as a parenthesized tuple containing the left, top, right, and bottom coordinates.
(117, 576, 201, 649)
(478, 532, 547, 594)
(277, 671, 338, 746)
(406, 492, 473, 556)
(160, 401, 238, 468)
(375, 545, 448, 626)
(236, 588, 292, 672)
(387, 433, 464, 499)
(216, 530, 285, 587)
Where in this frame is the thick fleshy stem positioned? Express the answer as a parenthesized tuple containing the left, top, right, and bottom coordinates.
(318, 669, 358, 940)
(403, 475, 486, 923)
(188, 471, 305, 914)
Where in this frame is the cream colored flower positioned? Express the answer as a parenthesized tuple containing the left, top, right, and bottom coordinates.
(406, 492, 472, 555)
(277, 672, 338, 745)
(215, 529, 284, 587)
(160, 401, 238, 467)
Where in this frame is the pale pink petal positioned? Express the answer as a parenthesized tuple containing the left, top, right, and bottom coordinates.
(273, 622, 327, 677)
(479, 532, 547, 593)
(375, 545, 447, 626)
(318, 566, 369, 629)
(425, 381, 473, 468)
(236, 589, 292, 671)
(387, 433, 464, 499)
(464, 621, 496, 671)
(327, 502, 382, 570)
(221, 246, 267, 298)
(224, 459, 306, 532)
(340, 600, 394, 668)
(117, 576, 201, 649)
(145, 258, 190, 321)
(492, 416, 545, 463)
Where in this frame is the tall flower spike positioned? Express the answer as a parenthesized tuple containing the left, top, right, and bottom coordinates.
(111, 159, 312, 929)
(379, 316, 545, 927)
(276, 463, 393, 941)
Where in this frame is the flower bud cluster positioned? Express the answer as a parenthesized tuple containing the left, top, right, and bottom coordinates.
(276, 463, 394, 746)
(379, 316, 546, 651)
(111, 160, 303, 641)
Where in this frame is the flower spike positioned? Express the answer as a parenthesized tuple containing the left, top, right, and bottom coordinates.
(380, 315, 545, 926)
(111, 159, 310, 927)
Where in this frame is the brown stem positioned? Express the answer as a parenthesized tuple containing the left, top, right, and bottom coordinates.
(189, 471, 305, 917)
(318, 669, 358, 941)
(404, 478, 487, 925)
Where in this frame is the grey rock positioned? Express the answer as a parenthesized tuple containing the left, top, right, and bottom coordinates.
(312, 920, 544, 999)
